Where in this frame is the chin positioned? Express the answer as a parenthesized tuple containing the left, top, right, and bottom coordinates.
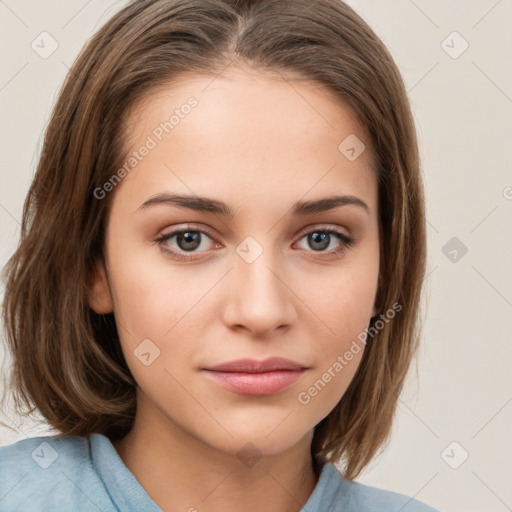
(201, 427, 310, 460)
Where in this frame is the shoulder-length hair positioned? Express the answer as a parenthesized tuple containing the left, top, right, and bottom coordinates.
(1, 0, 426, 481)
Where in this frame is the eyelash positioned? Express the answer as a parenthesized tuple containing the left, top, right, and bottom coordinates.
(153, 224, 355, 261)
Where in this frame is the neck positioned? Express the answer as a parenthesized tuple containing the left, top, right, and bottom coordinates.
(112, 404, 319, 512)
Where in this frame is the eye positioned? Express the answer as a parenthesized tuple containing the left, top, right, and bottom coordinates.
(295, 226, 355, 257)
(154, 225, 218, 261)
(154, 224, 355, 262)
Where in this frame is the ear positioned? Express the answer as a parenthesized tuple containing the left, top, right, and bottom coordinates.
(87, 257, 114, 314)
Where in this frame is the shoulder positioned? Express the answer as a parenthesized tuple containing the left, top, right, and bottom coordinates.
(1, 432, 88, 462)
(0, 434, 116, 512)
(316, 463, 442, 512)
(343, 479, 441, 511)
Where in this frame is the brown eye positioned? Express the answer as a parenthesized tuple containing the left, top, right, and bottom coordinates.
(155, 226, 218, 261)
(296, 227, 354, 255)
(174, 231, 202, 251)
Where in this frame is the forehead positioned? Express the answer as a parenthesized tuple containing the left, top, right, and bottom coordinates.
(114, 65, 377, 215)
(124, 65, 373, 154)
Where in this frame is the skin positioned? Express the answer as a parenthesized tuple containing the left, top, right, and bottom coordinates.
(88, 64, 380, 512)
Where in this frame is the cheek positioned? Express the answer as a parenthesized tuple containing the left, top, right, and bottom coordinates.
(307, 265, 377, 345)
(334, 277, 375, 332)
(105, 242, 215, 379)
(295, 266, 375, 411)
(109, 271, 205, 400)
(106, 235, 198, 336)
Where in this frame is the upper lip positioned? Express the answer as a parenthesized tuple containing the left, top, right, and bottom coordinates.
(203, 357, 307, 373)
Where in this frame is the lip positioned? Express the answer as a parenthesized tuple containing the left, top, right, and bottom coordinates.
(203, 357, 307, 373)
(202, 357, 309, 396)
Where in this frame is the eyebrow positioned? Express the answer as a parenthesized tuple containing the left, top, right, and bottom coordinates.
(137, 193, 370, 216)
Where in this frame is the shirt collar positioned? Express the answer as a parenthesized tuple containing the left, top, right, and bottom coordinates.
(90, 433, 162, 512)
(90, 433, 345, 512)
(301, 461, 348, 511)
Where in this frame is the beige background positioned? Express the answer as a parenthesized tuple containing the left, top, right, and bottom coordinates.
(1, 1, 511, 511)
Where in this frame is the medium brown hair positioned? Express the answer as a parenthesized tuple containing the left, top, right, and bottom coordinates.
(1, 0, 426, 481)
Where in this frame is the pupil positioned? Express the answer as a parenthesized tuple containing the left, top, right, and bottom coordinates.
(175, 231, 331, 252)
(309, 232, 329, 251)
(178, 232, 200, 251)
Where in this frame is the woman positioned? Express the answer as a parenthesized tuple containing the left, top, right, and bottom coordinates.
(0, 0, 439, 510)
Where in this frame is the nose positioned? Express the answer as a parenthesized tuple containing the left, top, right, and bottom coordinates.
(221, 245, 297, 339)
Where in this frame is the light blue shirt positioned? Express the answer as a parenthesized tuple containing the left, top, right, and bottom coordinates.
(0, 434, 441, 511)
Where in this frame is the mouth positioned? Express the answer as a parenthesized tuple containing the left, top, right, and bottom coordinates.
(201, 357, 309, 396)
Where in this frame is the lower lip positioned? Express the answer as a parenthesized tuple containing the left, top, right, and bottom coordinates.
(203, 369, 305, 396)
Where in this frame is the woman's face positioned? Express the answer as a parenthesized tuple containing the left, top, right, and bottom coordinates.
(89, 65, 380, 458)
